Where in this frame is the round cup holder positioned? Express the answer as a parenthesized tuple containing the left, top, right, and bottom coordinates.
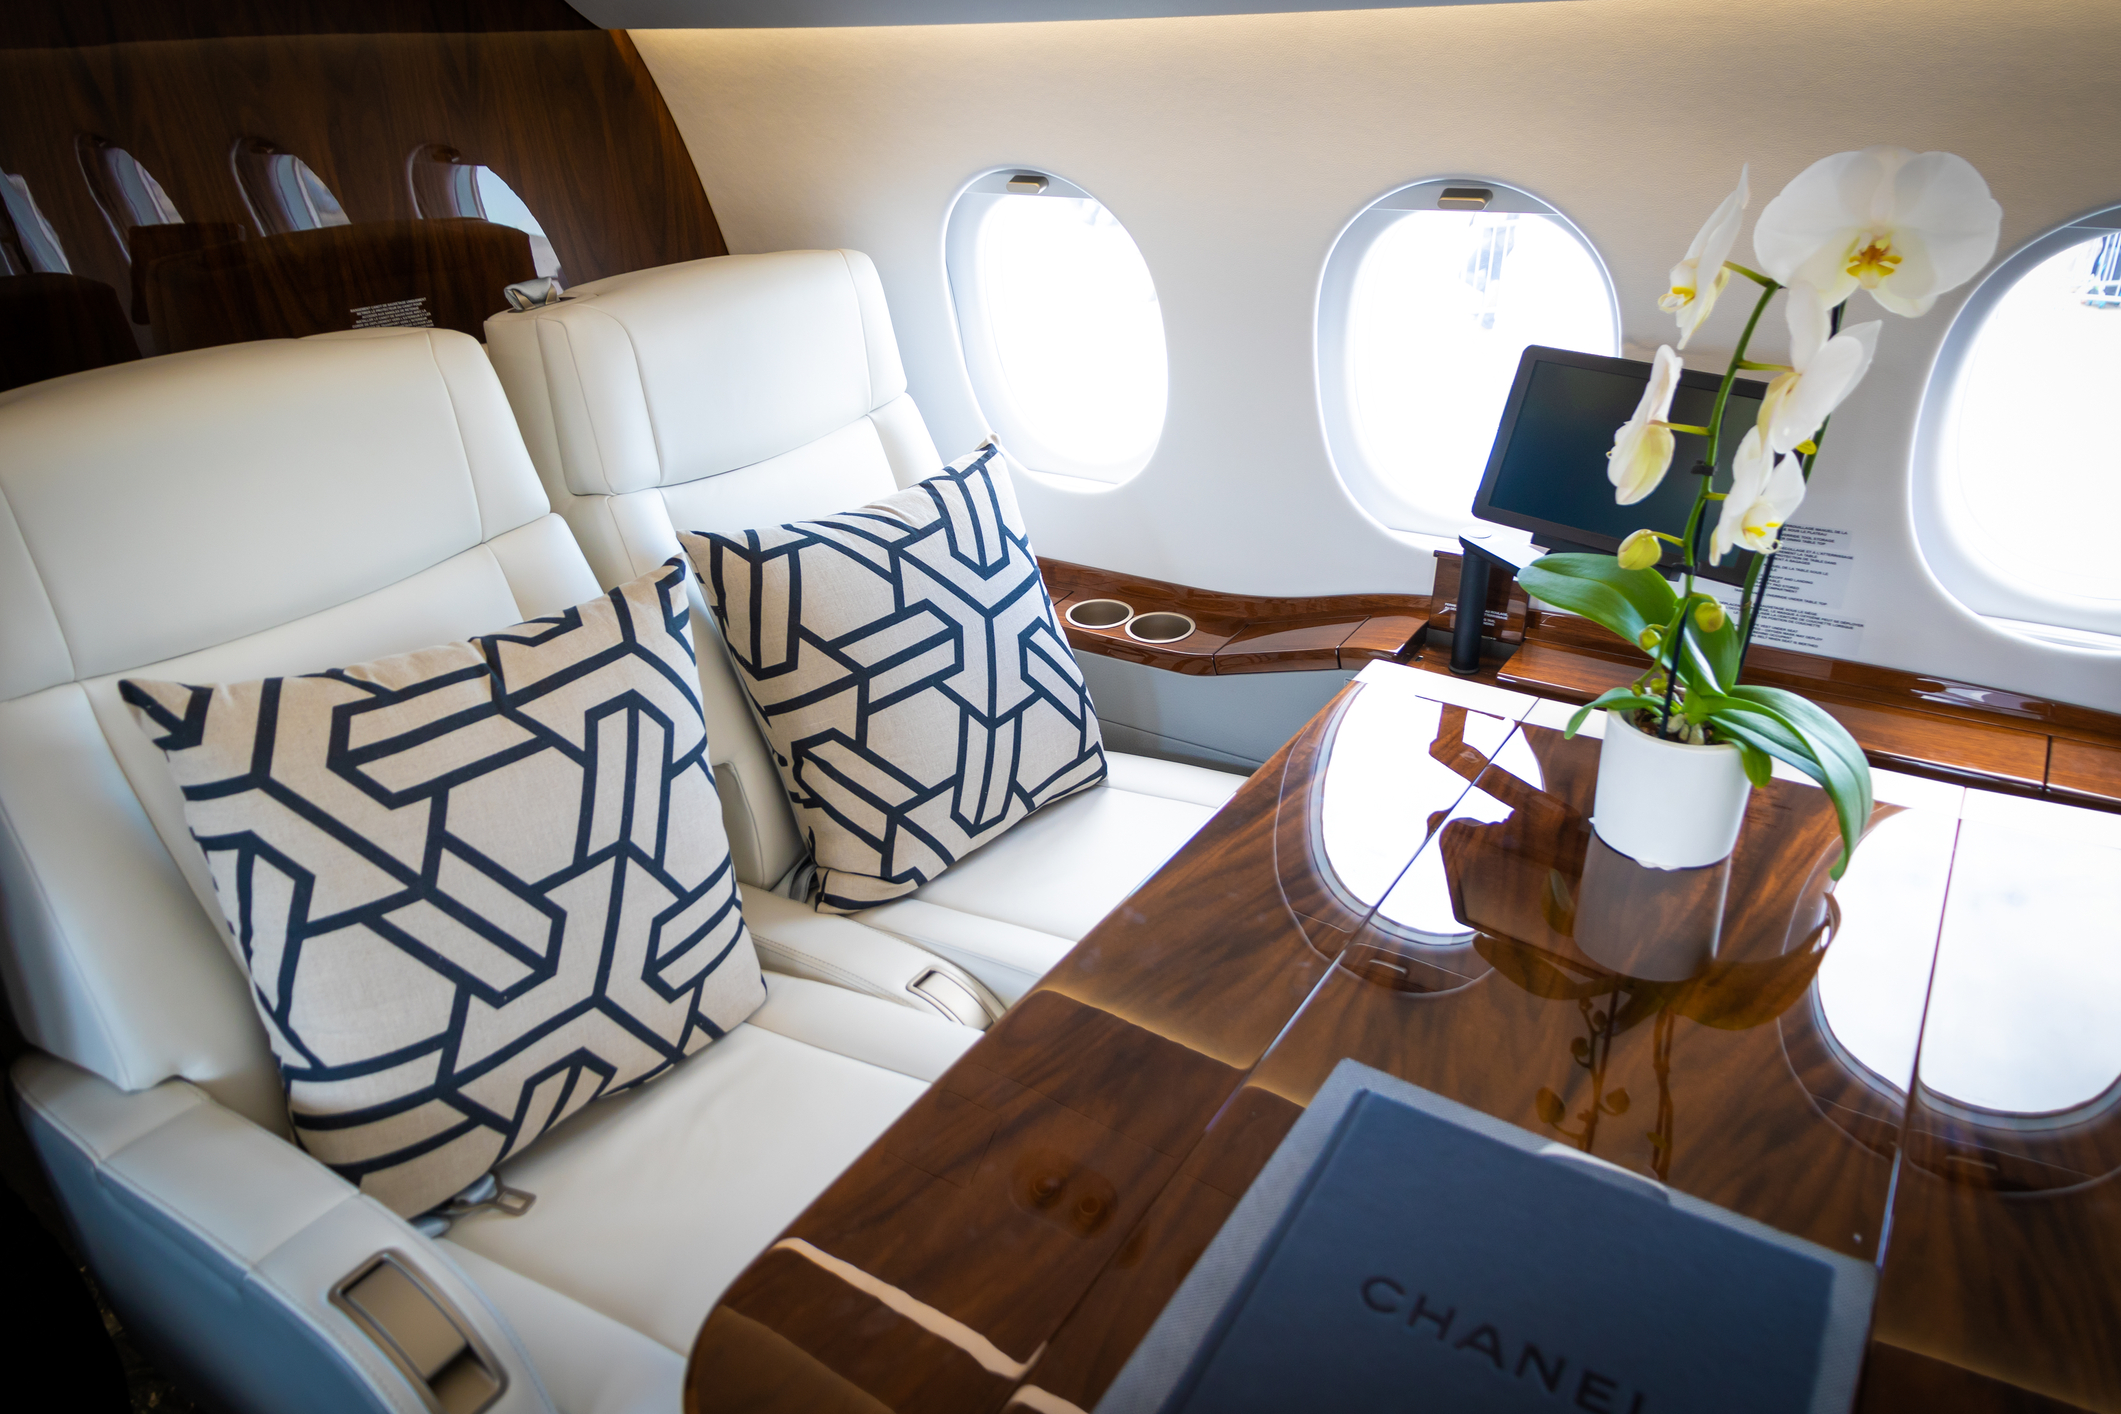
(1126, 612, 1196, 644)
(1065, 598, 1134, 629)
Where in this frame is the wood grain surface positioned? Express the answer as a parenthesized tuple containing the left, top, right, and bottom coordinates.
(691, 693, 1366, 1412)
(0, 20, 722, 362)
(685, 668, 2115, 1412)
(1041, 558, 1426, 676)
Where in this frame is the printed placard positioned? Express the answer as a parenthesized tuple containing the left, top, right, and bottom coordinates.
(1753, 525, 1864, 657)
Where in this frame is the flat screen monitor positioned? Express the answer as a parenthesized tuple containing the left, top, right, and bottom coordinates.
(1471, 346, 1768, 585)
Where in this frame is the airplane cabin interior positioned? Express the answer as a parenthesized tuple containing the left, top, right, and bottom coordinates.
(1, 3, 2117, 1412)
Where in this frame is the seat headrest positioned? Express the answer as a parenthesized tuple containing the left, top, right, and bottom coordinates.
(485, 249, 909, 498)
(0, 328, 549, 699)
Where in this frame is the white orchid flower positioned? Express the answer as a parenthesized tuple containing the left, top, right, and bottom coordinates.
(1756, 283, 1882, 455)
(1658, 165, 1749, 348)
(1711, 427, 1807, 563)
(1609, 345, 1684, 505)
(1753, 147, 2002, 317)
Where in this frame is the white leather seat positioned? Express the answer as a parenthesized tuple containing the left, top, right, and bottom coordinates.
(485, 251, 1243, 1003)
(0, 331, 980, 1414)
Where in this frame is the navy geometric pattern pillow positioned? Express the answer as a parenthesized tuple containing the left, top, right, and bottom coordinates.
(120, 557, 762, 1217)
(680, 446, 1106, 913)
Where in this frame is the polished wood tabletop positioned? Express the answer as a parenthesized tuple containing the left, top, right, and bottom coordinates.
(685, 662, 2121, 1414)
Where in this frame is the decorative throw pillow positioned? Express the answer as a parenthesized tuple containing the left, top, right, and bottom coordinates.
(121, 557, 762, 1217)
(680, 445, 1106, 913)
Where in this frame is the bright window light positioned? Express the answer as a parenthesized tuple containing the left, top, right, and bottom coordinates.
(946, 175, 1168, 485)
(1916, 210, 2121, 642)
(1319, 182, 1617, 536)
(1945, 232, 2121, 602)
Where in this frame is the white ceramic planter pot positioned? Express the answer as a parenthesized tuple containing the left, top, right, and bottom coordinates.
(1590, 710, 1752, 870)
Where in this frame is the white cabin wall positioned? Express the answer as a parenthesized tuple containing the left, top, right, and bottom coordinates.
(633, 0, 2121, 713)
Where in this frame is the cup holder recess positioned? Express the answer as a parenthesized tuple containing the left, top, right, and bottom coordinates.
(1126, 612, 1196, 644)
(1065, 598, 1134, 629)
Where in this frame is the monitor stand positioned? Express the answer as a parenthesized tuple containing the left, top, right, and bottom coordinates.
(1449, 536, 1545, 675)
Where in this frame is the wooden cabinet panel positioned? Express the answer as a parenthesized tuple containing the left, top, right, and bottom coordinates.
(2049, 737, 2121, 807)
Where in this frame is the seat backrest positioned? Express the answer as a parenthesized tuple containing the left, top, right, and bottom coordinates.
(0, 329, 600, 1132)
(485, 250, 945, 890)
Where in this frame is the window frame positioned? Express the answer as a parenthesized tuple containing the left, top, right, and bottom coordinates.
(1315, 177, 1619, 538)
(942, 168, 1167, 488)
(1913, 202, 2121, 642)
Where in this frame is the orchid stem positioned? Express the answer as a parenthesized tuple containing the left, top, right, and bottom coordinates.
(1683, 281, 1780, 578)
(1724, 261, 1777, 288)
(1660, 611, 1687, 730)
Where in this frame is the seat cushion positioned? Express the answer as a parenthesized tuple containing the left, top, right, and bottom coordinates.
(445, 973, 976, 1354)
(680, 446, 1107, 912)
(118, 559, 764, 1215)
(855, 752, 1247, 1002)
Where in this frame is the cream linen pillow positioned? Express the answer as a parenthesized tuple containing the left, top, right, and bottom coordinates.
(681, 446, 1107, 912)
(122, 558, 762, 1216)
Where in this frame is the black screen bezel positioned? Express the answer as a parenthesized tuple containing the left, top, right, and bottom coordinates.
(1470, 345, 1767, 587)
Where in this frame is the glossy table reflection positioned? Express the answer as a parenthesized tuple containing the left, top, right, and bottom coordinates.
(684, 662, 2121, 1414)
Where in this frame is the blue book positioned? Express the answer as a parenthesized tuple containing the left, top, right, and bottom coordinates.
(1098, 1061, 1873, 1414)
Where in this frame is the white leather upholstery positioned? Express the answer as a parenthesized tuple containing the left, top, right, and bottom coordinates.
(487, 252, 945, 895)
(740, 886, 1004, 1026)
(486, 251, 1245, 1001)
(0, 332, 988, 1414)
(16, 1053, 554, 1414)
(448, 973, 976, 1355)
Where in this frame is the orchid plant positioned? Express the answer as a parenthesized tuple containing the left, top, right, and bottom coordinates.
(1517, 147, 2003, 875)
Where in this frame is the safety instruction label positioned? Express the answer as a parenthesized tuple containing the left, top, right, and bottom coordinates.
(1752, 525, 1864, 657)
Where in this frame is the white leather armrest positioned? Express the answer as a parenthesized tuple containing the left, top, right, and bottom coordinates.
(739, 884, 1003, 1028)
(14, 1053, 555, 1414)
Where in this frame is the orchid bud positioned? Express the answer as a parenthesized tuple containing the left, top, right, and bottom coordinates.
(1694, 599, 1728, 632)
(1638, 625, 1663, 653)
(1617, 529, 1662, 571)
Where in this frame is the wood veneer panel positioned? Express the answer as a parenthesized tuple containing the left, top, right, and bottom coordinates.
(1499, 620, 2061, 796)
(0, 26, 723, 359)
(1211, 613, 1362, 673)
(1815, 697, 2049, 792)
(1856, 1341, 2095, 1414)
(2049, 737, 2121, 807)
(1429, 549, 1530, 644)
(1872, 1160, 2121, 1412)
(1339, 612, 1426, 666)
(1, 2, 596, 49)
(1053, 589, 1231, 676)
(1015, 720, 1907, 1412)
(1040, 558, 1427, 677)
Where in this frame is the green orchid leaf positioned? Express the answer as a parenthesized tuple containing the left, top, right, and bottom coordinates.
(1567, 690, 1666, 738)
(1713, 687, 1873, 878)
(1736, 740, 1773, 788)
(1709, 710, 1820, 784)
(1518, 554, 1679, 650)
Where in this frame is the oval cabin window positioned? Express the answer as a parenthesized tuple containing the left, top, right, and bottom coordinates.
(945, 171, 1168, 486)
(1319, 180, 1618, 537)
(1916, 209, 2121, 645)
